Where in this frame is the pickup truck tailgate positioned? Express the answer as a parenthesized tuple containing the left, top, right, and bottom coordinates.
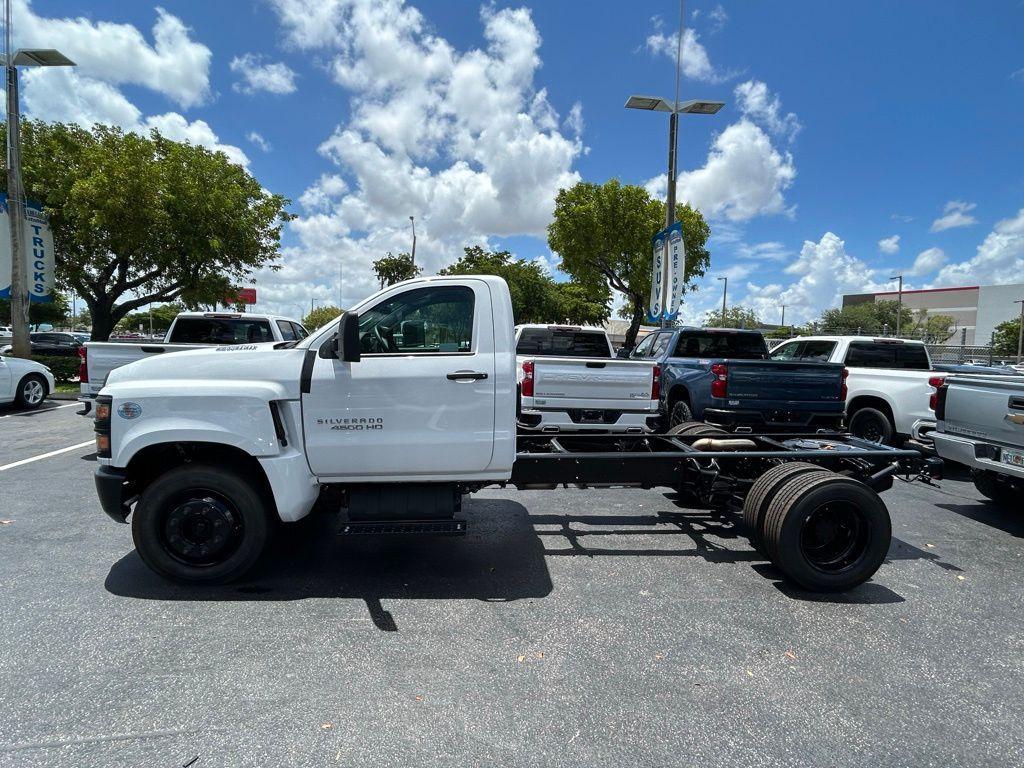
(530, 358, 656, 410)
(726, 361, 844, 401)
(942, 375, 1024, 447)
(83, 342, 208, 393)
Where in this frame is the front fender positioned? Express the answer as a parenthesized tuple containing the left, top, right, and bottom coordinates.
(101, 380, 290, 468)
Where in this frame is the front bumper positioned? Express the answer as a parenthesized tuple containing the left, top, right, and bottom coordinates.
(932, 431, 1024, 480)
(95, 465, 130, 523)
(78, 394, 95, 417)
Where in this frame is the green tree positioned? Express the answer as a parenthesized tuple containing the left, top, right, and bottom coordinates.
(910, 310, 955, 343)
(992, 316, 1023, 357)
(818, 300, 914, 335)
(1, 291, 68, 327)
(703, 306, 761, 329)
(438, 245, 608, 325)
(116, 302, 183, 335)
(5, 121, 290, 341)
(373, 252, 422, 288)
(303, 305, 343, 331)
(547, 179, 711, 349)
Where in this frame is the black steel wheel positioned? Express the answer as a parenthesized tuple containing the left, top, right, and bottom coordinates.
(848, 407, 894, 445)
(762, 472, 891, 592)
(132, 464, 271, 584)
(742, 461, 822, 553)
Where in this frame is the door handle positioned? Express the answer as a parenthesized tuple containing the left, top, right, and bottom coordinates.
(447, 370, 488, 382)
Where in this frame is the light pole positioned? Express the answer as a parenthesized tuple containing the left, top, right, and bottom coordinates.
(780, 304, 786, 328)
(889, 274, 904, 337)
(717, 276, 727, 324)
(1015, 299, 1024, 364)
(409, 215, 417, 269)
(4, 0, 75, 357)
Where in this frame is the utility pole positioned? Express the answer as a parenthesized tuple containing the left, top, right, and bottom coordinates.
(409, 215, 417, 270)
(5, 0, 27, 357)
(1015, 299, 1024, 364)
(889, 274, 904, 337)
(780, 304, 786, 328)
(717, 276, 727, 324)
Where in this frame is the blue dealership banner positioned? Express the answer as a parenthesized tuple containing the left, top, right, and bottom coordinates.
(0, 193, 56, 303)
(647, 221, 685, 322)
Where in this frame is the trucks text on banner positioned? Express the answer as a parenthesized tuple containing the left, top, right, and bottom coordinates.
(0, 193, 56, 303)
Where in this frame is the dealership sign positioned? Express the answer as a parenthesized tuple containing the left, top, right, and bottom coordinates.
(647, 221, 686, 322)
(0, 194, 56, 303)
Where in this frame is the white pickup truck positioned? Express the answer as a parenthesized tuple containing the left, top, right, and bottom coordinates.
(514, 324, 658, 433)
(78, 311, 307, 416)
(770, 336, 939, 445)
(90, 275, 936, 593)
(932, 374, 1024, 503)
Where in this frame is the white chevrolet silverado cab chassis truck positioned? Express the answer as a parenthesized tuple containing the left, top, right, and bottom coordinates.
(92, 275, 937, 592)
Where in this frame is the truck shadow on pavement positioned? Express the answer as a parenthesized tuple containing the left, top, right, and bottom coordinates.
(534, 496, 906, 605)
(105, 498, 554, 630)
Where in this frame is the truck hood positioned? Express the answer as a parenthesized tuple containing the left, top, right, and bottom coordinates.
(103, 342, 308, 400)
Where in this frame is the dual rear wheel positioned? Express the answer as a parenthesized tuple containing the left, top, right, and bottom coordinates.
(742, 465, 891, 592)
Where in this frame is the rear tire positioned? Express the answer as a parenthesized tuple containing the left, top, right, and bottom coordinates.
(762, 472, 891, 592)
(669, 400, 694, 427)
(848, 407, 894, 445)
(742, 461, 823, 553)
(131, 464, 271, 584)
(14, 374, 47, 409)
(972, 469, 1016, 505)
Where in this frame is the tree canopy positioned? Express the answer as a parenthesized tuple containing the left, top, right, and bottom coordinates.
(992, 316, 1023, 357)
(438, 245, 609, 326)
(373, 252, 422, 288)
(4, 120, 291, 340)
(548, 179, 711, 348)
(703, 306, 761, 329)
(116, 302, 183, 334)
(303, 305, 343, 331)
(1, 292, 68, 327)
(816, 300, 954, 341)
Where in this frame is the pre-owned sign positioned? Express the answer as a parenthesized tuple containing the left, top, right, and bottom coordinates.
(647, 221, 685, 322)
(0, 194, 56, 303)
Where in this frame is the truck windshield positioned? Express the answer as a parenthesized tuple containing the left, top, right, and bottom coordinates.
(169, 317, 274, 344)
(674, 332, 768, 360)
(516, 329, 610, 358)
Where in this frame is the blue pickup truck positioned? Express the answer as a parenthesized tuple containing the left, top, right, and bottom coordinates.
(624, 327, 846, 431)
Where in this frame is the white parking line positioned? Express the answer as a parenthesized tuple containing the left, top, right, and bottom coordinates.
(0, 402, 79, 419)
(0, 441, 95, 472)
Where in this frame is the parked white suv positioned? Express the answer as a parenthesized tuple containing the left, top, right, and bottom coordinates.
(770, 336, 938, 445)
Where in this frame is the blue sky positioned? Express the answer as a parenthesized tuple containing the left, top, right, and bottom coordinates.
(12, 0, 1024, 323)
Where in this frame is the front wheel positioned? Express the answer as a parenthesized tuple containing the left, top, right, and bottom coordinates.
(131, 464, 272, 584)
(848, 407, 894, 445)
(14, 374, 47, 409)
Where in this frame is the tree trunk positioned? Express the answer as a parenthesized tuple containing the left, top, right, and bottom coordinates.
(88, 300, 116, 341)
(623, 295, 646, 350)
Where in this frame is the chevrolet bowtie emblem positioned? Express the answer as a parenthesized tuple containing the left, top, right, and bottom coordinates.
(1005, 413, 1024, 426)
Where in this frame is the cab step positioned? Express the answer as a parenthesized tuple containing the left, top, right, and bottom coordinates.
(339, 519, 468, 536)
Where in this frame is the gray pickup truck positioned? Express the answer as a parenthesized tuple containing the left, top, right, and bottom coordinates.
(932, 374, 1024, 503)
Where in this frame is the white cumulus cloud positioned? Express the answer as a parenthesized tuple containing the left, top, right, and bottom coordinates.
(645, 20, 730, 83)
(930, 200, 977, 232)
(878, 235, 900, 254)
(230, 54, 298, 95)
(247, 131, 272, 152)
(907, 247, 946, 276)
(734, 80, 801, 142)
(255, 1, 583, 312)
(932, 208, 1024, 286)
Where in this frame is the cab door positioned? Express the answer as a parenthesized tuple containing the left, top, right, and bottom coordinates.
(301, 280, 496, 479)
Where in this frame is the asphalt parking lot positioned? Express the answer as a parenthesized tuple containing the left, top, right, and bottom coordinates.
(1, 403, 1022, 767)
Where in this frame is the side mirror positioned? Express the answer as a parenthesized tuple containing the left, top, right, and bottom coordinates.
(319, 311, 361, 362)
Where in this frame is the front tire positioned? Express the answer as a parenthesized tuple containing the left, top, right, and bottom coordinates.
(669, 400, 694, 427)
(131, 464, 271, 584)
(848, 407, 894, 445)
(14, 374, 47, 409)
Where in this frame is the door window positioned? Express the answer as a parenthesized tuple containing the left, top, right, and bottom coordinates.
(276, 320, 297, 341)
(631, 333, 657, 358)
(291, 322, 309, 340)
(770, 341, 801, 360)
(358, 285, 474, 355)
(845, 342, 928, 369)
(649, 333, 673, 358)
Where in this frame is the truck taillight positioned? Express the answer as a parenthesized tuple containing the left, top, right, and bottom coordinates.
(840, 367, 849, 401)
(710, 363, 727, 398)
(77, 346, 88, 384)
(521, 360, 534, 397)
(928, 376, 945, 411)
(652, 365, 661, 401)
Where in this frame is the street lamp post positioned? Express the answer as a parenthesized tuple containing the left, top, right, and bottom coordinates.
(889, 274, 904, 337)
(717, 276, 727, 324)
(780, 304, 786, 328)
(4, 0, 75, 357)
(409, 215, 417, 270)
(1015, 299, 1024, 364)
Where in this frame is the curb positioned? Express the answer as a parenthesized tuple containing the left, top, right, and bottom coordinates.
(50, 392, 80, 401)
